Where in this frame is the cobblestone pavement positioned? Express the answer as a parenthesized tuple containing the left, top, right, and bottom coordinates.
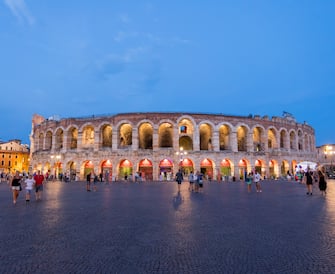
(1, 179, 335, 273)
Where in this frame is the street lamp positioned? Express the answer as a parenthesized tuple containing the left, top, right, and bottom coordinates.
(176, 147, 187, 162)
(324, 146, 334, 165)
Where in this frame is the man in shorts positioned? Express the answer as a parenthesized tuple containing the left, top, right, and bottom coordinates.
(34, 170, 45, 200)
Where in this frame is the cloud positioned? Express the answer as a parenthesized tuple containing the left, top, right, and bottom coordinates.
(4, 0, 35, 25)
(117, 13, 130, 24)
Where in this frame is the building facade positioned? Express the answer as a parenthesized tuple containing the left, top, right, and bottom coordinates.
(0, 139, 30, 174)
(30, 112, 316, 181)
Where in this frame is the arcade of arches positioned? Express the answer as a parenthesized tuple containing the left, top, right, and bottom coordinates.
(31, 113, 316, 181)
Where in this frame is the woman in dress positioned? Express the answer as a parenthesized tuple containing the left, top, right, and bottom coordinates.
(318, 170, 327, 195)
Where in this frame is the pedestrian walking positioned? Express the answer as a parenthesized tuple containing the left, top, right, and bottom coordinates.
(304, 169, 313, 195)
(175, 169, 183, 192)
(254, 170, 262, 192)
(86, 170, 94, 192)
(24, 174, 35, 203)
(188, 171, 195, 191)
(33, 170, 45, 201)
(93, 173, 98, 191)
(318, 170, 327, 195)
(197, 171, 204, 192)
(10, 171, 22, 205)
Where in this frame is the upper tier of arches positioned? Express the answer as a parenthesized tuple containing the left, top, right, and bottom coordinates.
(31, 113, 315, 154)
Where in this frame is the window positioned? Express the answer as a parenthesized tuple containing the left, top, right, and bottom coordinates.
(180, 126, 187, 134)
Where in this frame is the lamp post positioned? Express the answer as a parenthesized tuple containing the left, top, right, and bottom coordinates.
(175, 147, 187, 173)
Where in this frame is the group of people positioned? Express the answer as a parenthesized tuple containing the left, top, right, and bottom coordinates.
(245, 171, 262, 193)
(10, 170, 45, 205)
(304, 169, 327, 196)
(175, 170, 204, 192)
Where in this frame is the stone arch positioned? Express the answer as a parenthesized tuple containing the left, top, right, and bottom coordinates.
(218, 123, 232, 151)
(280, 159, 290, 177)
(177, 117, 194, 151)
(45, 130, 53, 150)
(66, 160, 77, 181)
(238, 158, 250, 180)
(289, 130, 297, 150)
(199, 122, 213, 151)
(38, 132, 44, 151)
(252, 125, 266, 152)
(279, 128, 288, 149)
(67, 126, 78, 149)
(138, 122, 153, 149)
(82, 124, 95, 145)
(220, 158, 233, 177)
(254, 158, 265, 177)
(269, 159, 278, 178)
(200, 158, 215, 180)
(158, 122, 173, 148)
(267, 127, 278, 149)
(116, 121, 133, 148)
(236, 125, 249, 152)
(179, 136, 193, 151)
(118, 159, 133, 180)
(55, 127, 64, 150)
(101, 124, 113, 148)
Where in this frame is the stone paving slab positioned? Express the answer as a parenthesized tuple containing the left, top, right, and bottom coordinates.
(0, 179, 335, 273)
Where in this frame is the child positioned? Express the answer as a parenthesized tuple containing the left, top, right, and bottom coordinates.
(25, 174, 36, 203)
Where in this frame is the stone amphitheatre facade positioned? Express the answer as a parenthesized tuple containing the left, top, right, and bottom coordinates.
(30, 112, 316, 181)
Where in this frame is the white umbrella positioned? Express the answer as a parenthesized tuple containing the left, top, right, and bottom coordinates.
(297, 161, 318, 171)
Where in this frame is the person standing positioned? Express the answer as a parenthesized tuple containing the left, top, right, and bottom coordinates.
(246, 172, 253, 193)
(10, 171, 22, 205)
(198, 172, 204, 191)
(24, 174, 36, 203)
(86, 171, 93, 192)
(305, 169, 313, 195)
(34, 170, 45, 201)
(318, 170, 327, 195)
(254, 170, 262, 192)
(175, 169, 183, 192)
(188, 171, 195, 191)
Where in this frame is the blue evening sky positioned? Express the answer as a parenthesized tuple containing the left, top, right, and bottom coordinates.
(1, 1, 334, 146)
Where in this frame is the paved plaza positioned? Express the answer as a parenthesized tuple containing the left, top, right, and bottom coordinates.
(1, 179, 335, 273)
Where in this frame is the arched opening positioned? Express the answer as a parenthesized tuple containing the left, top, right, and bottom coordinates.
(200, 158, 213, 180)
(55, 128, 63, 150)
(119, 159, 133, 180)
(101, 160, 112, 181)
(83, 125, 95, 145)
(179, 158, 194, 176)
(253, 127, 264, 151)
(199, 123, 213, 150)
(102, 125, 112, 147)
(158, 123, 173, 148)
(138, 123, 153, 149)
(179, 136, 193, 151)
(45, 131, 52, 150)
(159, 158, 173, 181)
(220, 159, 232, 177)
(237, 126, 247, 151)
(69, 127, 78, 149)
(238, 159, 247, 180)
(138, 158, 153, 181)
(219, 125, 230, 150)
(84, 161, 94, 178)
(119, 124, 132, 148)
